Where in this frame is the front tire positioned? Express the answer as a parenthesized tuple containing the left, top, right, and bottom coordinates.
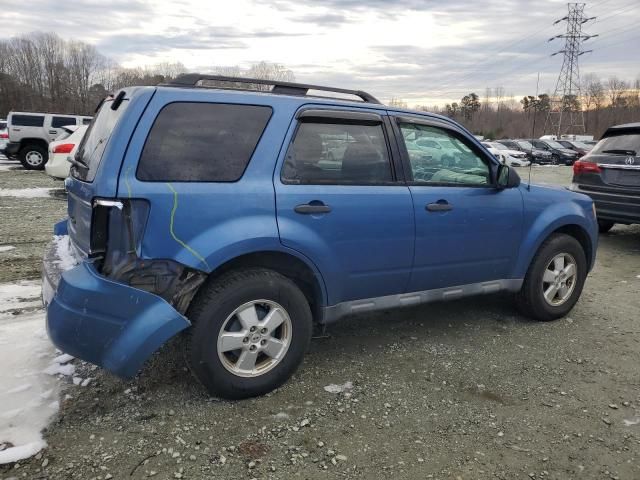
(516, 234, 587, 322)
(186, 268, 312, 399)
(19, 144, 47, 170)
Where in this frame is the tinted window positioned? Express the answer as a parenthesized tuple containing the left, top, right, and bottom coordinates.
(72, 98, 129, 182)
(137, 103, 272, 182)
(52, 116, 77, 128)
(12, 114, 44, 127)
(591, 133, 640, 156)
(82, 118, 93, 125)
(399, 123, 490, 186)
(282, 122, 392, 184)
(0, 122, 6, 129)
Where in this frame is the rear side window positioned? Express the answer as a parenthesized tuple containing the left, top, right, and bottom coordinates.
(281, 122, 393, 184)
(0, 121, 6, 129)
(137, 103, 272, 182)
(52, 116, 77, 128)
(11, 114, 44, 127)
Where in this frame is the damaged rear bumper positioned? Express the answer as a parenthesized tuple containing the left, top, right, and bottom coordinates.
(42, 236, 191, 378)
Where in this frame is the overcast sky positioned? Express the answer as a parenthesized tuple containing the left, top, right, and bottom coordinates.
(2, 0, 639, 105)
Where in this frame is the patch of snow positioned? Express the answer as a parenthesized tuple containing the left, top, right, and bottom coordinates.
(0, 188, 53, 198)
(323, 381, 353, 394)
(52, 236, 78, 271)
(0, 280, 68, 464)
(0, 245, 15, 253)
(623, 417, 640, 426)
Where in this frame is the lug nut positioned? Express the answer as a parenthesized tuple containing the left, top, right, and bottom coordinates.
(243, 337, 249, 343)
(249, 345, 257, 351)
(260, 339, 267, 345)
(260, 328, 267, 334)
(250, 326, 257, 332)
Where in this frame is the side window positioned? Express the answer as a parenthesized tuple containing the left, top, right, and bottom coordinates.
(282, 121, 393, 184)
(52, 116, 77, 128)
(11, 114, 44, 127)
(137, 103, 272, 182)
(399, 123, 491, 186)
(82, 118, 93, 125)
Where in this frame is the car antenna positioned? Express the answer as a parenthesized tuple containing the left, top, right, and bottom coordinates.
(527, 72, 541, 192)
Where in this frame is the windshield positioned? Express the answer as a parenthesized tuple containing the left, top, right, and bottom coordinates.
(591, 133, 640, 156)
(517, 141, 534, 149)
(545, 140, 566, 149)
(491, 143, 508, 151)
(572, 141, 591, 149)
(72, 97, 129, 182)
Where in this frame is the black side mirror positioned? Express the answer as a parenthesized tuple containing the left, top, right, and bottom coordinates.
(497, 164, 521, 189)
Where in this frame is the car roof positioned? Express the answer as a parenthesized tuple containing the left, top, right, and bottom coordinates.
(604, 122, 640, 137)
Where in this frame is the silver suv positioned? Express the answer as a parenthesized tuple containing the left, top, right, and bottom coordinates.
(5, 111, 92, 169)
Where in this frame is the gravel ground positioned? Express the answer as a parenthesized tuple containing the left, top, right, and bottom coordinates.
(1, 161, 639, 480)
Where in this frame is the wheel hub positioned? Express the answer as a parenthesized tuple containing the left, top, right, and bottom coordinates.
(542, 253, 577, 306)
(217, 299, 292, 378)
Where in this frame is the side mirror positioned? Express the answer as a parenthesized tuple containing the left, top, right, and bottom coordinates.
(497, 164, 521, 189)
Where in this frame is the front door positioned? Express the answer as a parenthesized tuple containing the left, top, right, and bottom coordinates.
(275, 109, 414, 305)
(394, 117, 524, 292)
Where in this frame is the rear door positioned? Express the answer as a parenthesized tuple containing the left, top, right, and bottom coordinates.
(275, 108, 414, 304)
(393, 115, 523, 292)
(48, 116, 77, 142)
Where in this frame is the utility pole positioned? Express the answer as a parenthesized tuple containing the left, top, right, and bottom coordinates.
(544, 3, 597, 137)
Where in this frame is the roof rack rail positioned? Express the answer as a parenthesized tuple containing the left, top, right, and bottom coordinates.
(161, 74, 381, 104)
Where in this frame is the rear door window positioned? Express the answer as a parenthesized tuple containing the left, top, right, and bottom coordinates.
(281, 121, 393, 184)
(11, 114, 44, 127)
(52, 116, 77, 128)
(137, 102, 272, 182)
(72, 97, 129, 182)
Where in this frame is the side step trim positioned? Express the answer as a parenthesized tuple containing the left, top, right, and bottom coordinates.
(320, 279, 523, 324)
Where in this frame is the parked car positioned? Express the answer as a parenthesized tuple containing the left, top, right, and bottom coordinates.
(496, 139, 553, 164)
(46, 125, 88, 180)
(0, 119, 8, 154)
(4, 111, 92, 170)
(557, 139, 592, 156)
(482, 145, 509, 165)
(529, 139, 580, 165)
(43, 76, 598, 399)
(482, 141, 530, 167)
(570, 122, 640, 232)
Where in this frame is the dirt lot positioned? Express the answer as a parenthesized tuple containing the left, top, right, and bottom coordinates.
(1, 159, 639, 480)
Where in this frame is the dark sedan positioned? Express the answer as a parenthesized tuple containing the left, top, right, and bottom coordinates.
(497, 139, 554, 164)
(530, 139, 580, 166)
(569, 122, 640, 232)
(558, 139, 592, 156)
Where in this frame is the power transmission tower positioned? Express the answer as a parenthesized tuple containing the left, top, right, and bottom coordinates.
(544, 3, 597, 136)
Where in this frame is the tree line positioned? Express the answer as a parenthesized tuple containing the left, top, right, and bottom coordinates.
(407, 75, 640, 139)
(0, 32, 294, 117)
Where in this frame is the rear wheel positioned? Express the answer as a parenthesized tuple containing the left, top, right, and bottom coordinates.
(516, 233, 587, 321)
(19, 144, 47, 170)
(186, 268, 312, 399)
(597, 220, 614, 233)
(550, 155, 559, 165)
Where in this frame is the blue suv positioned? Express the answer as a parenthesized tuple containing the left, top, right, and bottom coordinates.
(43, 75, 598, 399)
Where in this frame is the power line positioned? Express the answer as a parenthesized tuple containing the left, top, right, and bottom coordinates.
(544, 2, 595, 136)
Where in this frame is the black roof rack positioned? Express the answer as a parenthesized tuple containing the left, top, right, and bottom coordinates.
(161, 74, 381, 104)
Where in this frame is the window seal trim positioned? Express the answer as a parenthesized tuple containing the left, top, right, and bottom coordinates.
(296, 109, 383, 124)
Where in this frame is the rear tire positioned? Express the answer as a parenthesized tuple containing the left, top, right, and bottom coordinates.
(516, 233, 587, 322)
(186, 268, 312, 399)
(598, 220, 614, 233)
(550, 155, 559, 165)
(19, 144, 47, 170)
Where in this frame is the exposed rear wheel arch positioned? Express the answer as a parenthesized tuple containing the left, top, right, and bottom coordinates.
(195, 251, 326, 323)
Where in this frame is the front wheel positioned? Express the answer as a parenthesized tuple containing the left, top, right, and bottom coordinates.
(19, 144, 47, 170)
(186, 268, 312, 399)
(516, 233, 587, 321)
(550, 155, 559, 166)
